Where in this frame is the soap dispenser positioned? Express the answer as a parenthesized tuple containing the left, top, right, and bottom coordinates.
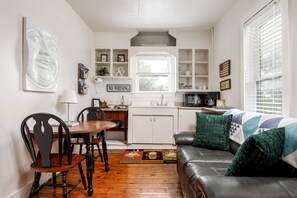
(120, 95, 125, 105)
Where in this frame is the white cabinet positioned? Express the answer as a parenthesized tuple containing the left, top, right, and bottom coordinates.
(95, 48, 129, 78)
(128, 107, 178, 144)
(132, 115, 173, 144)
(178, 109, 202, 132)
(178, 49, 209, 91)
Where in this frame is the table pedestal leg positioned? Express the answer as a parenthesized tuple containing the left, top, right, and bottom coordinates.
(101, 131, 109, 172)
(84, 139, 93, 196)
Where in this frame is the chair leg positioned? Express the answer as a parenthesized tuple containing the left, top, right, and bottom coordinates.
(52, 173, 57, 188)
(29, 172, 41, 197)
(71, 144, 74, 153)
(79, 144, 83, 154)
(92, 145, 95, 173)
(62, 171, 67, 198)
(78, 163, 87, 189)
(97, 143, 103, 162)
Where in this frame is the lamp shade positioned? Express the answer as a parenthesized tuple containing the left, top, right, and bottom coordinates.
(59, 90, 78, 104)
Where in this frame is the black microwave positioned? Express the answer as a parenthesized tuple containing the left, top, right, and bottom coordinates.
(183, 92, 220, 107)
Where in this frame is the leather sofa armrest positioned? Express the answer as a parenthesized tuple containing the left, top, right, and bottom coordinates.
(197, 176, 297, 198)
(174, 132, 195, 145)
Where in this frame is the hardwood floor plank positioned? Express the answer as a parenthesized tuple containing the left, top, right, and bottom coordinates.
(31, 149, 183, 198)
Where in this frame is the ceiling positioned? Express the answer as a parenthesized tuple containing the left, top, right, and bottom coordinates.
(66, 0, 235, 31)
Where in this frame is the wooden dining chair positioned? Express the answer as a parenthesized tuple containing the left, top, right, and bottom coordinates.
(71, 107, 105, 171)
(20, 113, 87, 198)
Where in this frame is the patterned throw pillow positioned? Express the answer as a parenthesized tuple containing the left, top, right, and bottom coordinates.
(225, 127, 285, 176)
(192, 113, 232, 151)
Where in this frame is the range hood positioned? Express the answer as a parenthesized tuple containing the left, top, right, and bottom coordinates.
(131, 31, 176, 46)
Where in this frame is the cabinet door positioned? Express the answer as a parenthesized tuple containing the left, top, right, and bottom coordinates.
(178, 110, 200, 132)
(152, 116, 173, 144)
(132, 116, 152, 143)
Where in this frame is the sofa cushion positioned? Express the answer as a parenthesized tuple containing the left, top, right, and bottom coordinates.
(192, 113, 232, 151)
(174, 132, 195, 145)
(185, 162, 230, 193)
(225, 127, 285, 176)
(177, 145, 234, 170)
(198, 176, 297, 198)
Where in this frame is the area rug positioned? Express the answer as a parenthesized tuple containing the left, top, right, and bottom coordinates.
(119, 149, 176, 164)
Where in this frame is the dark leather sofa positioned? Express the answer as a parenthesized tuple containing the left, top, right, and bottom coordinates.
(174, 132, 297, 198)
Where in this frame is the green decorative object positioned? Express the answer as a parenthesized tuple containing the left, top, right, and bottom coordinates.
(96, 67, 109, 76)
(225, 127, 285, 176)
(192, 113, 232, 151)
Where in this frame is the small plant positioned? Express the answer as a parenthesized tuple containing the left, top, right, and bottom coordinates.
(96, 67, 109, 76)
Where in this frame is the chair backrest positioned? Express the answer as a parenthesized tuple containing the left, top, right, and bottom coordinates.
(77, 107, 105, 122)
(20, 113, 72, 168)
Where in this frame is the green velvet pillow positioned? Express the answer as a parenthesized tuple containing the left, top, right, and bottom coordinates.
(225, 127, 285, 176)
(192, 113, 232, 151)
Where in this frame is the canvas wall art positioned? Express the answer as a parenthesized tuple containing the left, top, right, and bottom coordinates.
(23, 17, 59, 92)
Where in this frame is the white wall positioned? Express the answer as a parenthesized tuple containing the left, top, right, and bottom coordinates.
(213, 0, 297, 115)
(212, 0, 259, 108)
(0, 0, 94, 197)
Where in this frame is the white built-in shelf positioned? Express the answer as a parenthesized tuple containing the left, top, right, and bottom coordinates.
(178, 49, 209, 91)
(95, 48, 129, 78)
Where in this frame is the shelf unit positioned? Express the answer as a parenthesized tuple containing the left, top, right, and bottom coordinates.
(95, 48, 129, 78)
(178, 49, 209, 91)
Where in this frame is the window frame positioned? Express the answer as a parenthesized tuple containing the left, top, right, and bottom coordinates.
(240, 0, 289, 116)
(130, 52, 176, 96)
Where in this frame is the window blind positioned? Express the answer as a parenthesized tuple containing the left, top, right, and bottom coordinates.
(243, 0, 283, 115)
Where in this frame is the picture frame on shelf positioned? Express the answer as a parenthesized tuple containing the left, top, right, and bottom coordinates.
(117, 54, 125, 62)
(220, 79, 231, 91)
(100, 54, 108, 62)
(92, 98, 101, 107)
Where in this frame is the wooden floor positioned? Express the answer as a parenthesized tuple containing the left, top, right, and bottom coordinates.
(32, 149, 183, 198)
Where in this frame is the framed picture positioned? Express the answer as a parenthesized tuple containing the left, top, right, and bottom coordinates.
(100, 54, 108, 62)
(92, 98, 101, 107)
(117, 54, 125, 62)
(106, 84, 131, 92)
(219, 60, 231, 78)
(220, 79, 231, 91)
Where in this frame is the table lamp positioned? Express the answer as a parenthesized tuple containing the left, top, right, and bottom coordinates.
(59, 90, 78, 126)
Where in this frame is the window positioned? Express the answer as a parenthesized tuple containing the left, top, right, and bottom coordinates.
(243, 0, 285, 115)
(132, 53, 176, 93)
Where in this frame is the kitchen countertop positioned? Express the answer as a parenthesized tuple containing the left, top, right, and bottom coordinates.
(101, 107, 128, 111)
(102, 103, 233, 112)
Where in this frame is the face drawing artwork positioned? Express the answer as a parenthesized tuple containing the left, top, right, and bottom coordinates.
(23, 18, 58, 92)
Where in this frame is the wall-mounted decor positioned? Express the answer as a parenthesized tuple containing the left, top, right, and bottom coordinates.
(220, 79, 231, 91)
(100, 54, 108, 62)
(219, 60, 231, 78)
(79, 63, 89, 79)
(106, 84, 131, 92)
(78, 78, 88, 95)
(78, 63, 89, 95)
(92, 98, 101, 107)
(118, 54, 125, 62)
(23, 17, 58, 92)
